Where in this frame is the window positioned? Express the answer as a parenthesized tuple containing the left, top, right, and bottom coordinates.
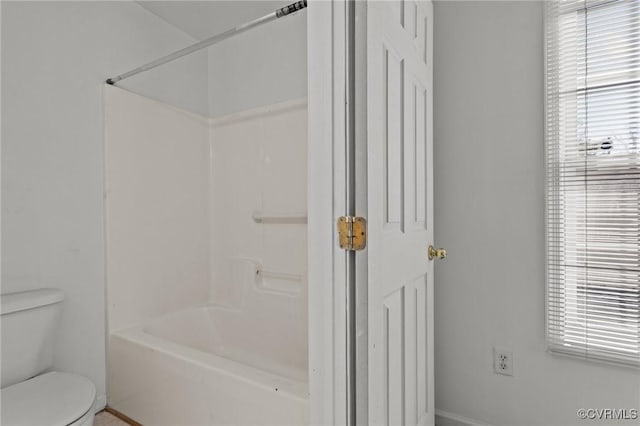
(545, 0, 640, 366)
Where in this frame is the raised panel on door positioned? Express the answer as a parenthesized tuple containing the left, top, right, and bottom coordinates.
(379, 274, 430, 426)
(403, 0, 418, 40)
(383, 44, 405, 231)
(408, 275, 430, 426)
(397, 0, 429, 65)
(383, 288, 405, 426)
(405, 72, 428, 231)
(414, 81, 427, 228)
(416, 4, 429, 65)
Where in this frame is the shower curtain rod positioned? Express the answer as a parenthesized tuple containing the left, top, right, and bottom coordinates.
(106, 0, 307, 85)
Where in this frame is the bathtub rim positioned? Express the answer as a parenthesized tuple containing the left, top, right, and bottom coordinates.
(109, 305, 309, 401)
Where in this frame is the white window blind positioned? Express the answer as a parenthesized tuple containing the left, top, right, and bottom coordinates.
(545, 0, 640, 367)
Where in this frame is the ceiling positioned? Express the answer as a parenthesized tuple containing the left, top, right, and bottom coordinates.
(137, 1, 292, 40)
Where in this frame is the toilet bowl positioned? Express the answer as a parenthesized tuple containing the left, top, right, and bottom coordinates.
(1, 372, 96, 426)
(0, 289, 97, 426)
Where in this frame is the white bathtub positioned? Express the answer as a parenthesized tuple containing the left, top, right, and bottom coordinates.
(107, 305, 309, 425)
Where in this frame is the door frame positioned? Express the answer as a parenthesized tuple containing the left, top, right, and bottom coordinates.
(307, 0, 346, 423)
(308, 0, 367, 424)
(309, 0, 372, 424)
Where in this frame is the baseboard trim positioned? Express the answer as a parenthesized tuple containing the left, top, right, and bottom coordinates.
(104, 406, 144, 426)
(436, 409, 494, 426)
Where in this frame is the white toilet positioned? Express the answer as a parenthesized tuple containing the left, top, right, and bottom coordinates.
(0, 288, 97, 426)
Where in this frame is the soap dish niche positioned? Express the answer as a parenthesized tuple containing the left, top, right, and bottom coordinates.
(254, 265, 303, 295)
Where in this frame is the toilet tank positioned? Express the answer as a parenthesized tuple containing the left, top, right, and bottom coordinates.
(0, 289, 64, 388)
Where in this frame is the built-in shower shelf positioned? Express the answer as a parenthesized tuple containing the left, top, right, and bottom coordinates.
(256, 269, 303, 282)
(252, 211, 307, 224)
(255, 267, 304, 294)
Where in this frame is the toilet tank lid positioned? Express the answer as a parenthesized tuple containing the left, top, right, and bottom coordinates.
(0, 288, 64, 315)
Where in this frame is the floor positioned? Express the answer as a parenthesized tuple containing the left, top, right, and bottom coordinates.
(94, 411, 130, 426)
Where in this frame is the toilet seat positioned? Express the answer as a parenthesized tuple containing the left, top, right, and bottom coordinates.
(1, 371, 96, 426)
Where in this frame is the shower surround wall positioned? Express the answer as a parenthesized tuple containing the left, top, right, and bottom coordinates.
(104, 86, 211, 332)
(104, 86, 308, 424)
(209, 100, 308, 311)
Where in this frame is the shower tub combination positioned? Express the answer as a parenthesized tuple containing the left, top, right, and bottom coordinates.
(108, 301, 308, 425)
(104, 85, 309, 425)
(104, 85, 309, 424)
(104, 3, 310, 423)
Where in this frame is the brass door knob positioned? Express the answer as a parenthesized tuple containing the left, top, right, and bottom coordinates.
(428, 245, 447, 260)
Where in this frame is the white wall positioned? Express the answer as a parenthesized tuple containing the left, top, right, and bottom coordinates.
(104, 86, 210, 333)
(1, 1, 207, 409)
(207, 6, 307, 117)
(433, 2, 640, 426)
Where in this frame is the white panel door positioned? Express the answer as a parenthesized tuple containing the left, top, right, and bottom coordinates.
(367, 1, 434, 425)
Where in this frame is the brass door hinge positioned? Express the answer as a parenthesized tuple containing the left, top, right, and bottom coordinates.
(337, 216, 367, 251)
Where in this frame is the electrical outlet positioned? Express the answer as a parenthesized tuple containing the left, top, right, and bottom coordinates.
(493, 347, 513, 376)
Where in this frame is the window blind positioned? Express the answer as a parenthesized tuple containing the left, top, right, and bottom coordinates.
(545, 0, 640, 367)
